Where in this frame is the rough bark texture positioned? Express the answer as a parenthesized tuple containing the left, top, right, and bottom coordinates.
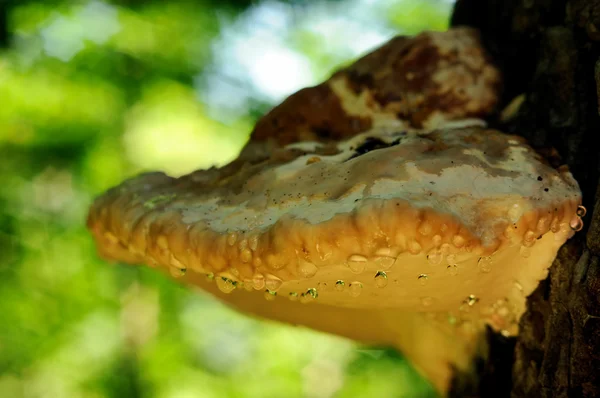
(450, 1, 600, 397)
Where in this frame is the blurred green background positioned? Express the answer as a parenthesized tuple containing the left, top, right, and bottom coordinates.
(0, 1, 452, 397)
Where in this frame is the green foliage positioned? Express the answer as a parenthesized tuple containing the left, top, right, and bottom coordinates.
(387, 0, 452, 34)
(0, 0, 449, 396)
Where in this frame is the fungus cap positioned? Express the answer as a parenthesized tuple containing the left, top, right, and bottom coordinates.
(248, 26, 501, 148)
(88, 27, 580, 395)
(88, 124, 582, 392)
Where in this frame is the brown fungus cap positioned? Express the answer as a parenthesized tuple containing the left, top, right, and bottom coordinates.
(249, 27, 501, 148)
(88, 124, 582, 393)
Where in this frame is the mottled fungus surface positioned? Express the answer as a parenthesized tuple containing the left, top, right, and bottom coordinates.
(241, 26, 501, 157)
(87, 27, 582, 395)
(88, 126, 582, 393)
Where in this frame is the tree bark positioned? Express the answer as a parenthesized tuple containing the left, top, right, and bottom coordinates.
(0, 2, 9, 48)
(450, 1, 600, 397)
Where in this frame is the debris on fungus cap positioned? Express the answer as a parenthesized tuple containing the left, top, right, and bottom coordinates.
(248, 26, 501, 149)
(88, 124, 582, 394)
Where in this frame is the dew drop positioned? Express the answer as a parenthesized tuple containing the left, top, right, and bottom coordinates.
(432, 234, 442, 246)
(226, 232, 237, 246)
(452, 235, 465, 248)
(514, 281, 524, 292)
(477, 256, 492, 273)
(375, 247, 392, 256)
(252, 275, 265, 290)
(349, 282, 363, 297)
(298, 261, 318, 278)
(266, 254, 285, 270)
(348, 254, 366, 261)
(374, 271, 388, 288)
(240, 249, 252, 263)
(577, 205, 587, 217)
(265, 276, 283, 291)
(374, 256, 395, 269)
(317, 281, 330, 291)
(440, 243, 452, 254)
(300, 288, 318, 303)
(446, 264, 459, 276)
(347, 254, 367, 273)
(288, 292, 299, 301)
(408, 241, 422, 255)
(523, 230, 536, 246)
(335, 280, 345, 291)
(427, 249, 443, 265)
(464, 294, 479, 306)
(316, 243, 333, 261)
(570, 216, 584, 232)
(170, 266, 187, 278)
(496, 304, 510, 317)
(264, 290, 277, 301)
(418, 274, 428, 285)
(519, 245, 531, 258)
(216, 277, 236, 294)
(242, 281, 253, 291)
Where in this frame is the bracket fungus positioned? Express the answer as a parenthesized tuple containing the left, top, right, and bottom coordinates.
(88, 27, 583, 395)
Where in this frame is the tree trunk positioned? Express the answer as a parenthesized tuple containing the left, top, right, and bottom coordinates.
(0, 3, 9, 48)
(449, 1, 600, 397)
